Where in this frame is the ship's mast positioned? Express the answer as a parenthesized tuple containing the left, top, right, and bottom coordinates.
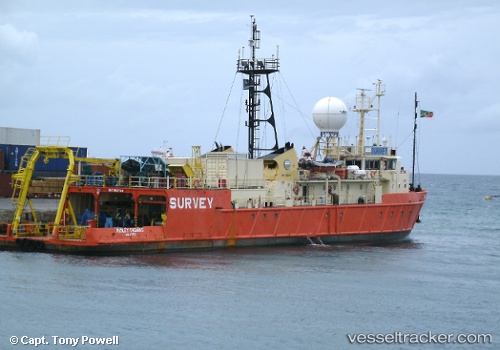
(354, 88, 380, 159)
(374, 80, 385, 146)
(353, 82, 385, 168)
(355, 89, 370, 156)
(237, 16, 280, 159)
(411, 92, 418, 190)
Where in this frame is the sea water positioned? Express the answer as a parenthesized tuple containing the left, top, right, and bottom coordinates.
(0, 174, 498, 349)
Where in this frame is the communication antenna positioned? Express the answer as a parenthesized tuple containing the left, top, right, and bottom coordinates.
(236, 16, 280, 159)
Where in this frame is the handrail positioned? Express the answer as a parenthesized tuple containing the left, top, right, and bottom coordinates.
(54, 225, 87, 240)
(73, 175, 265, 190)
(39, 136, 71, 147)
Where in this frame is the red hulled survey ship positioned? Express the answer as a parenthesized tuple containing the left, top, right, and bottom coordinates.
(0, 18, 426, 254)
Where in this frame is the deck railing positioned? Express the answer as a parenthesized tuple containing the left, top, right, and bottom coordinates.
(13, 223, 50, 236)
(12, 223, 87, 240)
(55, 225, 87, 240)
(74, 175, 264, 190)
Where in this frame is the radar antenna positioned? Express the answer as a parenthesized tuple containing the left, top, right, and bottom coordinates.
(237, 16, 280, 159)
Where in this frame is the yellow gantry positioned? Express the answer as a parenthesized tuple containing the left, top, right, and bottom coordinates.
(10, 146, 80, 234)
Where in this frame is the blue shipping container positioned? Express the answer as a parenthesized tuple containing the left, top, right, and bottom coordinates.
(0, 144, 88, 172)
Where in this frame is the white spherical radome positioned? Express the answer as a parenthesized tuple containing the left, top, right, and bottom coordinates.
(312, 97, 348, 133)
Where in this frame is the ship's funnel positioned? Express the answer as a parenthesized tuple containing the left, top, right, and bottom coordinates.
(312, 97, 348, 133)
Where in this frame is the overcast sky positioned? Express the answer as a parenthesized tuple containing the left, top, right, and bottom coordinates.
(1, 1, 499, 175)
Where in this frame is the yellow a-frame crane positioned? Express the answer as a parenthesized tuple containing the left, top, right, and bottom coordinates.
(10, 144, 119, 235)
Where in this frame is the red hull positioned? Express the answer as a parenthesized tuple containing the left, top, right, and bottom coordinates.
(0, 189, 426, 254)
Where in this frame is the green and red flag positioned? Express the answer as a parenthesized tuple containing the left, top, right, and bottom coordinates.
(420, 110, 433, 118)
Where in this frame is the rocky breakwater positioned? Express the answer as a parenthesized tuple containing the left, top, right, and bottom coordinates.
(0, 198, 58, 223)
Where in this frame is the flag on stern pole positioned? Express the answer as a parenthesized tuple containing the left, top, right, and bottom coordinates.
(420, 110, 434, 118)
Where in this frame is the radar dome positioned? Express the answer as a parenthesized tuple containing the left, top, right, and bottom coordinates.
(312, 97, 348, 133)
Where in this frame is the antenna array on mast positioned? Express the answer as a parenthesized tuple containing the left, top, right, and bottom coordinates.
(236, 16, 280, 159)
